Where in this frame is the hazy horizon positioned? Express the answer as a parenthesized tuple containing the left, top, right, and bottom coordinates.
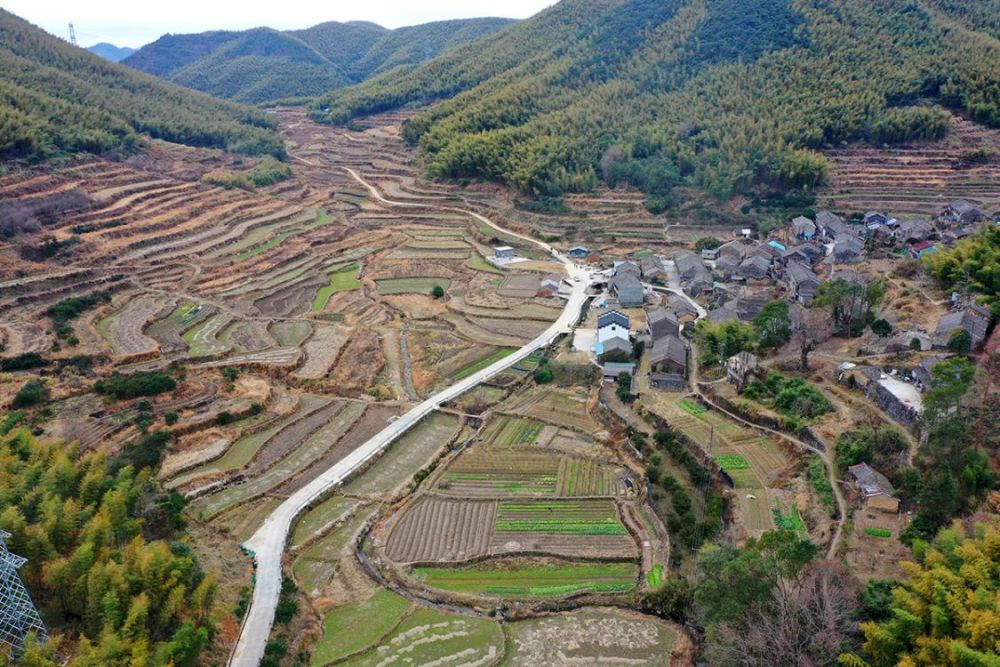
(5, 1, 556, 49)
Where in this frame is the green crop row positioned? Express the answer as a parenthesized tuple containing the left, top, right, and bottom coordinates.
(494, 519, 627, 535)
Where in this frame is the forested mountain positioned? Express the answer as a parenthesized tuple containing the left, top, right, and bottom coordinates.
(123, 18, 514, 104)
(311, 0, 1000, 202)
(0, 10, 284, 161)
(85, 43, 136, 62)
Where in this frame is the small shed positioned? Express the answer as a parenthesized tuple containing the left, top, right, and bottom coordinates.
(848, 463, 900, 513)
(494, 246, 516, 259)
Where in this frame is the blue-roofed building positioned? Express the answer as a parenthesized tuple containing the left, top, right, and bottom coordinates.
(767, 240, 787, 252)
(568, 246, 591, 258)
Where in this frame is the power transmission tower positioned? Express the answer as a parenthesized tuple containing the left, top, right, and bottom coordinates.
(68, 22, 77, 47)
(0, 530, 47, 662)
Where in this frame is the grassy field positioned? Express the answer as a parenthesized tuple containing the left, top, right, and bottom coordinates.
(646, 564, 665, 588)
(291, 496, 361, 546)
(495, 500, 627, 535)
(375, 277, 451, 295)
(865, 527, 892, 538)
(312, 263, 361, 311)
(293, 507, 375, 594)
(237, 209, 332, 261)
(480, 416, 544, 447)
(714, 454, 750, 471)
(310, 590, 412, 667)
(467, 251, 504, 274)
(677, 398, 707, 417)
(339, 607, 503, 667)
(270, 320, 311, 347)
(413, 561, 637, 598)
(452, 347, 516, 380)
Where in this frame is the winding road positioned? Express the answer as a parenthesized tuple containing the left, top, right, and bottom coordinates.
(228, 170, 594, 667)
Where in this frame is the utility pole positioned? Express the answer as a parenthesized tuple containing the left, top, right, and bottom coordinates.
(68, 22, 77, 47)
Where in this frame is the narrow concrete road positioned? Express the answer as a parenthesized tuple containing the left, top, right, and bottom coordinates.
(228, 171, 593, 667)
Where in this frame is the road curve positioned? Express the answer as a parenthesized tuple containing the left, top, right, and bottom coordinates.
(228, 171, 591, 667)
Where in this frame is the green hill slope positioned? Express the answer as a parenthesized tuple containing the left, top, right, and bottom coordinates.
(124, 18, 515, 104)
(311, 0, 1000, 202)
(0, 10, 284, 161)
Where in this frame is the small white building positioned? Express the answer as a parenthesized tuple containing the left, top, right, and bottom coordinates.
(494, 246, 517, 259)
(597, 310, 630, 345)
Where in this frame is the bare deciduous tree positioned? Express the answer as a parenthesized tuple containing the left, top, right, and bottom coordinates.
(707, 561, 859, 667)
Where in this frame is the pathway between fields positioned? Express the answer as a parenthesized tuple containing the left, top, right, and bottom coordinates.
(228, 170, 593, 667)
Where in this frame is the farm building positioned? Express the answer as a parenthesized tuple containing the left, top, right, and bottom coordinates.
(933, 305, 990, 349)
(791, 216, 816, 239)
(539, 274, 562, 293)
(610, 273, 644, 307)
(650, 335, 687, 377)
(646, 307, 680, 339)
(885, 330, 931, 353)
(727, 351, 761, 393)
(597, 310, 630, 345)
(864, 211, 893, 227)
(494, 246, 517, 259)
(602, 361, 635, 380)
(568, 246, 590, 258)
(848, 463, 900, 513)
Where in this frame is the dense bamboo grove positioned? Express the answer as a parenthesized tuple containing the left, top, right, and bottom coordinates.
(0, 10, 285, 161)
(312, 0, 1000, 200)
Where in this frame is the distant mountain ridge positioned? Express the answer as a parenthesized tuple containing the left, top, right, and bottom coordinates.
(0, 10, 284, 161)
(124, 17, 515, 104)
(86, 42, 136, 62)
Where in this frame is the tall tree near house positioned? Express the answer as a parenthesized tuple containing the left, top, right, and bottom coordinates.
(752, 300, 792, 350)
(814, 278, 885, 337)
(922, 355, 976, 425)
(794, 306, 831, 371)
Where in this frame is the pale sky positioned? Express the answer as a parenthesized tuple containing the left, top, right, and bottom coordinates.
(5, 1, 556, 48)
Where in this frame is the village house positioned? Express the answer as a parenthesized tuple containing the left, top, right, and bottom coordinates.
(816, 211, 855, 240)
(894, 219, 935, 244)
(791, 216, 816, 239)
(597, 335, 632, 362)
(933, 304, 990, 349)
(863, 211, 894, 228)
(848, 463, 900, 513)
(737, 254, 772, 281)
(941, 200, 985, 227)
(666, 293, 698, 323)
(884, 330, 931, 353)
(869, 375, 922, 426)
(568, 245, 590, 259)
(597, 310, 630, 345)
(649, 335, 688, 388)
(735, 293, 771, 322)
(610, 272, 644, 307)
(726, 351, 761, 393)
(831, 235, 864, 263)
(646, 307, 680, 339)
(673, 250, 713, 296)
(907, 241, 937, 259)
(494, 246, 517, 259)
(783, 242, 825, 265)
(640, 256, 668, 283)
(701, 246, 721, 260)
(785, 261, 821, 304)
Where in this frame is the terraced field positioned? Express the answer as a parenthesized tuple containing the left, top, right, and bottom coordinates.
(412, 560, 638, 598)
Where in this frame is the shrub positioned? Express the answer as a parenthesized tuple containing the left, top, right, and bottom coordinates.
(431, 285, 445, 298)
(0, 352, 48, 371)
(947, 328, 972, 354)
(164, 411, 179, 426)
(11, 379, 47, 408)
(115, 430, 171, 472)
(95, 371, 177, 400)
